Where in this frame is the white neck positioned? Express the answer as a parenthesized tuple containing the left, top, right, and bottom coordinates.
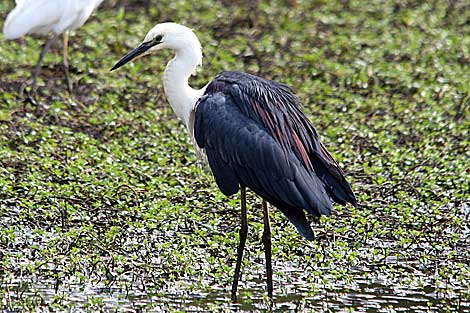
(163, 48, 204, 130)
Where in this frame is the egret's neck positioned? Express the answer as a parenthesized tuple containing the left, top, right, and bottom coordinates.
(163, 49, 203, 129)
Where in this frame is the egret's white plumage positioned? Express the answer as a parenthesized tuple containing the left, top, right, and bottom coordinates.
(3, 0, 103, 93)
(3, 0, 103, 39)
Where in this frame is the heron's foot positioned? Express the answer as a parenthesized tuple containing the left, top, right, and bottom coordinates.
(64, 73, 73, 94)
(23, 95, 38, 107)
(19, 84, 39, 107)
(67, 94, 86, 111)
(231, 291, 238, 303)
(19, 81, 36, 98)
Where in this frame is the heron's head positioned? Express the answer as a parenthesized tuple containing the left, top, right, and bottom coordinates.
(111, 22, 202, 71)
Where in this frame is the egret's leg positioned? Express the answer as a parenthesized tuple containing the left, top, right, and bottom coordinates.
(63, 32, 73, 93)
(262, 199, 273, 297)
(231, 186, 248, 302)
(31, 34, 59, 93)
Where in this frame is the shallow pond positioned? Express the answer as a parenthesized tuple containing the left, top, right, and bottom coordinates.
(3, 268, 468, 311)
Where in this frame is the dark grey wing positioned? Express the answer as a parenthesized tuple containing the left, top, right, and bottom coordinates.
(194, 92, 333, 240)
(206, 71, 357, 207)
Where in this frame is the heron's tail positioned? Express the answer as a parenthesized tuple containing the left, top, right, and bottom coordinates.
(278, 207, 314, 240)
(312, 142, 358, 207)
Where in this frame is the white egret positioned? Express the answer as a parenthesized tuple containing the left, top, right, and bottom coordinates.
(3, 0, 103, 93)
(111, 22, 357, 301)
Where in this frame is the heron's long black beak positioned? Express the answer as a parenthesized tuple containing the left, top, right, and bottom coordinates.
(110, 41, 156, 71)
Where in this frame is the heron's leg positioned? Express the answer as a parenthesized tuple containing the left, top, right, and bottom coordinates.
(262, 199, 273, 297)
(31, 34, 59, 93)
(63, 32, 73, 93)
(231, 186, 248, 302)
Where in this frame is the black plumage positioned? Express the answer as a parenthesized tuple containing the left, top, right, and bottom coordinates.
(194, 71, 357, 240)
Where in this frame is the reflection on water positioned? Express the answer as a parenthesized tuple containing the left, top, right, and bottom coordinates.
(3, 277, 468, 311)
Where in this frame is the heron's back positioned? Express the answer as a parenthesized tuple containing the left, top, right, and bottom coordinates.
(194, 71, 357, 240)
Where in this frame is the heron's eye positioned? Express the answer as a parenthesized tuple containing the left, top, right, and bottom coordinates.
(154, 35, 163, 42)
